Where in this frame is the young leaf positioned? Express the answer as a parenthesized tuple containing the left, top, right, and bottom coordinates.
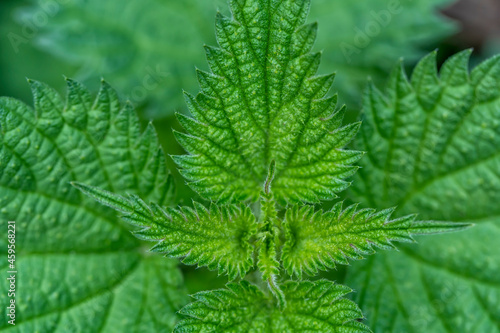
(281, 203, 470, 278)
(349, 51, 500, 332)
(174, 0, 362, 204)
(73, 183, 258, 280)
(0, 79, 186, 331)
(175, 280, 370, 332)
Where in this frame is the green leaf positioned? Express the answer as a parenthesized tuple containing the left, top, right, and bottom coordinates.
(174, 0, 362, 204)
(281, 202, 470, 279)
(174, 280, 370, 332)
(349, 51, 500, 332)
(73, 183, 258, 280)
(0, 79, 186, 331)
(20, 0, 456, 117)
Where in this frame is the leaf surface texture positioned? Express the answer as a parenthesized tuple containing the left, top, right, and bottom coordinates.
(175, 0, 361, 203)
(0, 80, 186, 332)
(349, 51, 500, 332)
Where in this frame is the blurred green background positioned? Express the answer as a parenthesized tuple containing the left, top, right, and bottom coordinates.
(2, 0, 499, 114)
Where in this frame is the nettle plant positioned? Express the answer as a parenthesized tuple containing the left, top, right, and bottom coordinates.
(4, 0, 500, 332)
(72, 0, 470, 331)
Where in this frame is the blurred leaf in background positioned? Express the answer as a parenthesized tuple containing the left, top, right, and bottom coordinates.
(310, 0, 456, 111)
(0, 0, 77, 104)
(14, 0, 228, 119)
(14, 0, 456, 119)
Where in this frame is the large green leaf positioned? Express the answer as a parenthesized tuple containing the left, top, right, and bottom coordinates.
(18, 0, 456, 117)
(349, 51, 500, 332)
(0, 80, 187, 332)
(174, 0, 361, 204)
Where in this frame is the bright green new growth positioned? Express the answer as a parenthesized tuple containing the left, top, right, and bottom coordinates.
(281, 203, 469, 279)
(175, 280, 369, 332)
(76, 174, 468, 322)
(173, 0, 362, 204)
(0, 79, 185, 331)
(75, 164, 467, 295)
(72, 182, 258, 280)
